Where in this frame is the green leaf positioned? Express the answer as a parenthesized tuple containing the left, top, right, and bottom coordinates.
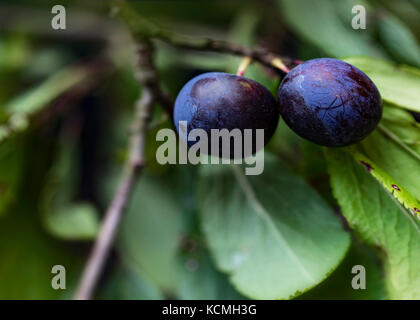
(177, 249, 245, 300)
(343, 56, 420, 112)
(0, 182, 81, 299)
(0, 140, 24, 215)
(0, 35, 30, 71)
(381, 106, 420, 155)
(198, 155, 350, 299)
(44, 203, 100, 240)
(326, 149, 420, 299)
(99, 262, 163, 300)
(360, 126, 420, 202)
(41, 129, 100, 240)
(0, 63, 95, 145)
(378, 14, 420, 67)
(382, 105, 420, 124)
(117, 171, 187, 293)
(346, 146, 420, 218)
(4, 65, 89, 115)
(299, 241, 388, 300)
(278, 0, 382, 58)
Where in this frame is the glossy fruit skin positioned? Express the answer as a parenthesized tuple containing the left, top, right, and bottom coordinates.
(173, 72, 279, 158)
(278, 58, 382, 147)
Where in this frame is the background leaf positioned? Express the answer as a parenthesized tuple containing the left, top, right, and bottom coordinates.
(198, 154, 350, 299)
(177, 249, 246, 300)
(0, 132, 82, 299)
(299, 241, 388, 300)
(116, 171, 187, 294)
(44, 203, 99, 240)
(0, 208, 81, 299)
(99, 262, 163, 300)
(360, 130, 420, 201)
(4, 65, 90, 115)
(381, 106, 420, 155)
(345, 146, 420, 219)
(326, 149, 420, 299)
(0, 139, 24, 215)
(40, 122, 100, 240)
(377, 13, 420, 67)
(278, 0, 382, 58)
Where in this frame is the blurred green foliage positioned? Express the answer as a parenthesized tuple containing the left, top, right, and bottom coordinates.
(0, 0, 420, 300)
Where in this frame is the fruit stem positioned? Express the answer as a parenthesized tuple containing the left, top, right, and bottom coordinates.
(236, 57, 252, 76)
(271, 58, 290, 73)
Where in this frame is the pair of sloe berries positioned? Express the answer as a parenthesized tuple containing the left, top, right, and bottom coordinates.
(173, 58, 382, 158)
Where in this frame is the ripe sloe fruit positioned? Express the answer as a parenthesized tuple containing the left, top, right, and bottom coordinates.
(277, 58, 382, 147)
(173, 72, 279, 158)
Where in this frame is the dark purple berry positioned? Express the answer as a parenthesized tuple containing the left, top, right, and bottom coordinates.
(173, 72, 279, 158)
(277, 58, 382, 147)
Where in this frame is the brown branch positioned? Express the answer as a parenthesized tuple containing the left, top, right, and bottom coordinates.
(74, 40, 158, 300)
(163, 36, 291, 73)
(111, 0, 292, 74)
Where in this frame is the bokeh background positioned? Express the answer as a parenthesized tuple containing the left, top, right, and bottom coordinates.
(0, 0, 420, 299)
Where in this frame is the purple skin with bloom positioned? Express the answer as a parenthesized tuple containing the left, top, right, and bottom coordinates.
(278, 58, 382, 147)
(173, 72, 279, 158)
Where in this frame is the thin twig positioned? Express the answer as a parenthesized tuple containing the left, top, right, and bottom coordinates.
(111, 0, 292, 73)
(74, 41, 158, 300)
(166, 37, 292, 73)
